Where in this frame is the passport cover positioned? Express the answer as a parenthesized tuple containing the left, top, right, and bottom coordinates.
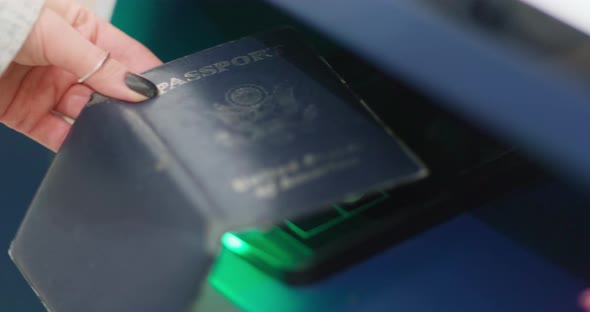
(10, 27, 427, 311)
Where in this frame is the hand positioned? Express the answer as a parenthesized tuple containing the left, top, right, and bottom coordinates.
(0, 0, 162, 152)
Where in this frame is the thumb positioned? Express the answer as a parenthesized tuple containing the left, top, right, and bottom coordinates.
(16, 8, 157, 102)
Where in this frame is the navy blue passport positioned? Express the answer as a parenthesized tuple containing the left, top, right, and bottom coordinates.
(10, 28, 426, 312)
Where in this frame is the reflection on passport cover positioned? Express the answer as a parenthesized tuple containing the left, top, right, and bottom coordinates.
(10, 27, 427, 311)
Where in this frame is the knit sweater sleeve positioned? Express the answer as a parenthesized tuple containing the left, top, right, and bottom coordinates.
(0, 0, 45, 76)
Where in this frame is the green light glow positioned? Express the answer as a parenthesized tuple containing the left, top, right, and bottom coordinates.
(220, 228, 313, 272)
(285, 191, 390, 239)
(207, 250, 308, 312)
(221, 232, 245, 251)
(220, 191, 390, 277)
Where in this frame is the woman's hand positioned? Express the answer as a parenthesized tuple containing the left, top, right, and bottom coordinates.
(0, 0, 162, 151)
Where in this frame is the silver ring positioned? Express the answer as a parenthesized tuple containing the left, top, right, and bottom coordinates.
(78, 51, 110, 83)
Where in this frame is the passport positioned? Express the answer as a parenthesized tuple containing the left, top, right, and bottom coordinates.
(10, 27, 427, 312)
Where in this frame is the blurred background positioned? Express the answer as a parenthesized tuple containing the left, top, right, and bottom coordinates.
(0, 130, 49, 311)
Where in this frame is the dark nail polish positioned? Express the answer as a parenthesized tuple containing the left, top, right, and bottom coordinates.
(124, 73, 158, 99)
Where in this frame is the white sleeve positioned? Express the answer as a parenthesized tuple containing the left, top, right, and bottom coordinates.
(0, 0, 45, 76)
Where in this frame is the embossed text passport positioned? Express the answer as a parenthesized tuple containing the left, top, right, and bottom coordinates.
(10, 28, 427, 312)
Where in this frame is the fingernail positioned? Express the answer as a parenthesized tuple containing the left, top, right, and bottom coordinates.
(124, 73, 158, 100)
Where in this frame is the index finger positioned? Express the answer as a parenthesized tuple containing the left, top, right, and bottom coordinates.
(46, 0, 162, 72)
